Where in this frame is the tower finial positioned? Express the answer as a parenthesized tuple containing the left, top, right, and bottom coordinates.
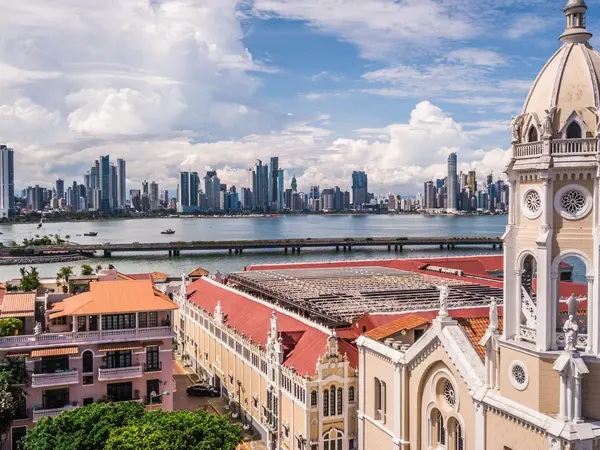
(560, 0, 592, 44)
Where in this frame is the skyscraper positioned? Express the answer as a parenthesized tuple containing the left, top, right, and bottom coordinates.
(110, 164, 117, 210)
(291, 174, 297, 192)
(252, 160, 269, 212)
(277, 168, 284, 212)
(204, 171, 219, 210)
(269, 157, 279, 212)
(0, 145, 14, 217)
(351, 171, 368, 207)
(178, 172, 190, 212)
(56, 179, 64, 200)
(150, 182, 159, 210)
(447, 153, 458, 213)
(117, 159, 126, 208)
(99, 155, 110, 213)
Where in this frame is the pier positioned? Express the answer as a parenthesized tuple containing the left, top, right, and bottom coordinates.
(27, 236, 503, 257)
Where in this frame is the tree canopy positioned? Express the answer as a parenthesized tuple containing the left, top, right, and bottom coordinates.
(80, 264, 94, 276)
(0, 318, 22, 337)
(21, 402, 242, 450)
(0, 369, 27, 447)
(19, 266, 40, 292)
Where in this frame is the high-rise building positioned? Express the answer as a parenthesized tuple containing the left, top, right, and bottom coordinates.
(351, 171, 368, 207)
(447, 153, 458, 213)
(322, 188, 334, 211)
(99, 155, 110, 213)
(467, 170, 477, 193)
(423, 181, 435, 210)
(71, 181, 78, 211)
(252, 160, 269, 212)
(26, 185, 46, 211)
(117, 159, 126, 208)
(56, 179, 64, 200)
(110, 164, 117, 210)
(277, 168, 284, 212)
(150, 182, 159, 211)
(269, 157, 279, 212)
(291, 174, 297, 192)
(160, 190, 169, 207)
(204, 171, 219, 210)
(130, 189, 141, 211)
(178, 172, 190, 212)
(142, 180, 149, 196)
(0, 145, 14, 217)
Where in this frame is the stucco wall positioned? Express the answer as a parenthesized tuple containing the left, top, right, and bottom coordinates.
(485, 408, 548, 450)
(582, 360, 600, 420)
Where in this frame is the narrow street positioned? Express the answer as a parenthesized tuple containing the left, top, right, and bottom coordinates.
(172, 359, 268, 450)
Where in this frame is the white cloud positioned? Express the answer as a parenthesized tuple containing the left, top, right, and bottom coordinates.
(506, 14, 550, 40)
(447, 48, 506, 67)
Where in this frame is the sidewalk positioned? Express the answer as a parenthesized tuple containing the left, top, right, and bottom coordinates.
(172, 360, 268, 450)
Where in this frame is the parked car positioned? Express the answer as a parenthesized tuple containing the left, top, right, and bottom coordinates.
(186, 385, 220, 397)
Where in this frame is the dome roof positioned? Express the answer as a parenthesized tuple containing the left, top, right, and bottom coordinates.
(522, 44, 600, 138)
(521, 0, 599, 139)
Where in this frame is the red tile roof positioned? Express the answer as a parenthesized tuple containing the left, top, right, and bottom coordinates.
(457, 316, 504, 360)
(187, 278, 357, 376)
(365, 315, 429, 341)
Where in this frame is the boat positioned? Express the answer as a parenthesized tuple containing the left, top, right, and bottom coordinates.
(161, 229, 176, 235)
(84, 232, 98, 237)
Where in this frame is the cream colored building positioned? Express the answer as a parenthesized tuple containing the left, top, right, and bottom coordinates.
(173, 276, 359, 450)
(357, 1, 600, 449)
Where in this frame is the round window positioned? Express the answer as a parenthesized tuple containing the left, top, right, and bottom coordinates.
(443, 380, 456, 408)
(554, 184, 592, 220)
(522, 188, 542, 219)
(509, 361, 529, 391)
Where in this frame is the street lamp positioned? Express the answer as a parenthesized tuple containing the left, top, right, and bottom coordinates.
(149, 390, 170, 408)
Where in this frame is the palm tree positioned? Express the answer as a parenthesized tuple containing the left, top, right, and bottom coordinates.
(56, 266, 74, 293)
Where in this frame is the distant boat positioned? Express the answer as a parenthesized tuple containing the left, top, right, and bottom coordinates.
(161, 229, 176, 235)
(84, 232, 98, 237)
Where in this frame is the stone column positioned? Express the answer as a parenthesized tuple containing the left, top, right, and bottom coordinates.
(586, 275, 594, 354)
(574, 376, 583, 423)
(514, 269, 523, 340)
(559, 374, 568, 421)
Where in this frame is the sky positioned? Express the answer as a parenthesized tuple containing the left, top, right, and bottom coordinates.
(1, 0, 597, 196)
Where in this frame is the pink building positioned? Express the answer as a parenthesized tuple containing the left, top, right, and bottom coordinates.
(0, 279, 178, 450)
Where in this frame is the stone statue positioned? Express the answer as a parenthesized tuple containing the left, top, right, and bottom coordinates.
(438, 285, 449, 317)
(563, 314, 579, 351)
(489, 299, 498, 330)
(510, 115, 524, 143)
(542, 107, 557, 138)
(34, 321, 42, 335)
(566, 293, 578, 317)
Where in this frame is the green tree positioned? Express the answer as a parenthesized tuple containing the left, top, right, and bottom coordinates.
(0, 369, 27, 447)
(95, 264, 102, 273)
(19, 266, 40, 291)
(21, 402, 145, 450)
(80, 264, 94, 276)
(107, 264, 115, 270)
(0, 318, 22, 337)
(20, 402, 242, 450)
(56, 266, 74, 293)
(104, 409, 242, 450)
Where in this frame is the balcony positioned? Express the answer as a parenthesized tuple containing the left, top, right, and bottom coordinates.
(33, 405, 79, 422)
(0, 326, 173, 349)
(514, 139, 598, 160)
(31, 370, 79, 388)
(98, 365, 143, 381)
(514, 142, 543, 159)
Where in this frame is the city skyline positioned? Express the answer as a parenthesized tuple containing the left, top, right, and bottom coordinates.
(1, 1, 576, 197)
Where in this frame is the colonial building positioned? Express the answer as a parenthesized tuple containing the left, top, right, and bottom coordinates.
(173, 276, 359, 450)
(357, 1, 600, 449)
(0, 279, 177, 450)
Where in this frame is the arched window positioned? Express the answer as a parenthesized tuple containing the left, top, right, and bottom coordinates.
(311, 390, 317, 407)
(567, 121, 582, 139)
(455, 423, 464, 450)
(82, 350, 93, 374)
(437, 411, 446, 446)
(330, 386, 336, 416)
(323, 389, 329, 417)
(527, 126, 538, 142)
(348, 386, 355, 402)
(337, 387, 343, 414)
(323, 430, 344, 450)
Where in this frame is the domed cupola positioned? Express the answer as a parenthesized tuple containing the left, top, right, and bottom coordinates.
(513, 0, 600, 153)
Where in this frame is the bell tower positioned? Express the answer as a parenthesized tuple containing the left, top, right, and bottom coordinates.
(503, 0, 600, 356)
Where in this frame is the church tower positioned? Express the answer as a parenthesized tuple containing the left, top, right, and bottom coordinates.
(503, 0, 600, 356)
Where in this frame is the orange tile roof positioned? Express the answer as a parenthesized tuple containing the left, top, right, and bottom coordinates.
(365, 315, 430, 341)
(151, 272, 169, 282)
(48, 280, 178, 319)
(458, 316, 504, 360)
(0, 293, 35, 318)
(188, 267, 209, 278)
(31, 346, 78, 357)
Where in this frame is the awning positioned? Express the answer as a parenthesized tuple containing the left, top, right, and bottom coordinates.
(143, 341, 164, 347)
(0, 311, 35, 318)
(30, 346, 79, 358)
(98, 342, 142, 352)
(5, 352, 30, 358)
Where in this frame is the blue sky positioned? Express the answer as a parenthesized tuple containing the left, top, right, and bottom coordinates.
(0, 0, 597, 195)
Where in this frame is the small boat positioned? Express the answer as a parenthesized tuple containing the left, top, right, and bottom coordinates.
(84, 232, 98, 237)
(161, 229, 176, 235)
